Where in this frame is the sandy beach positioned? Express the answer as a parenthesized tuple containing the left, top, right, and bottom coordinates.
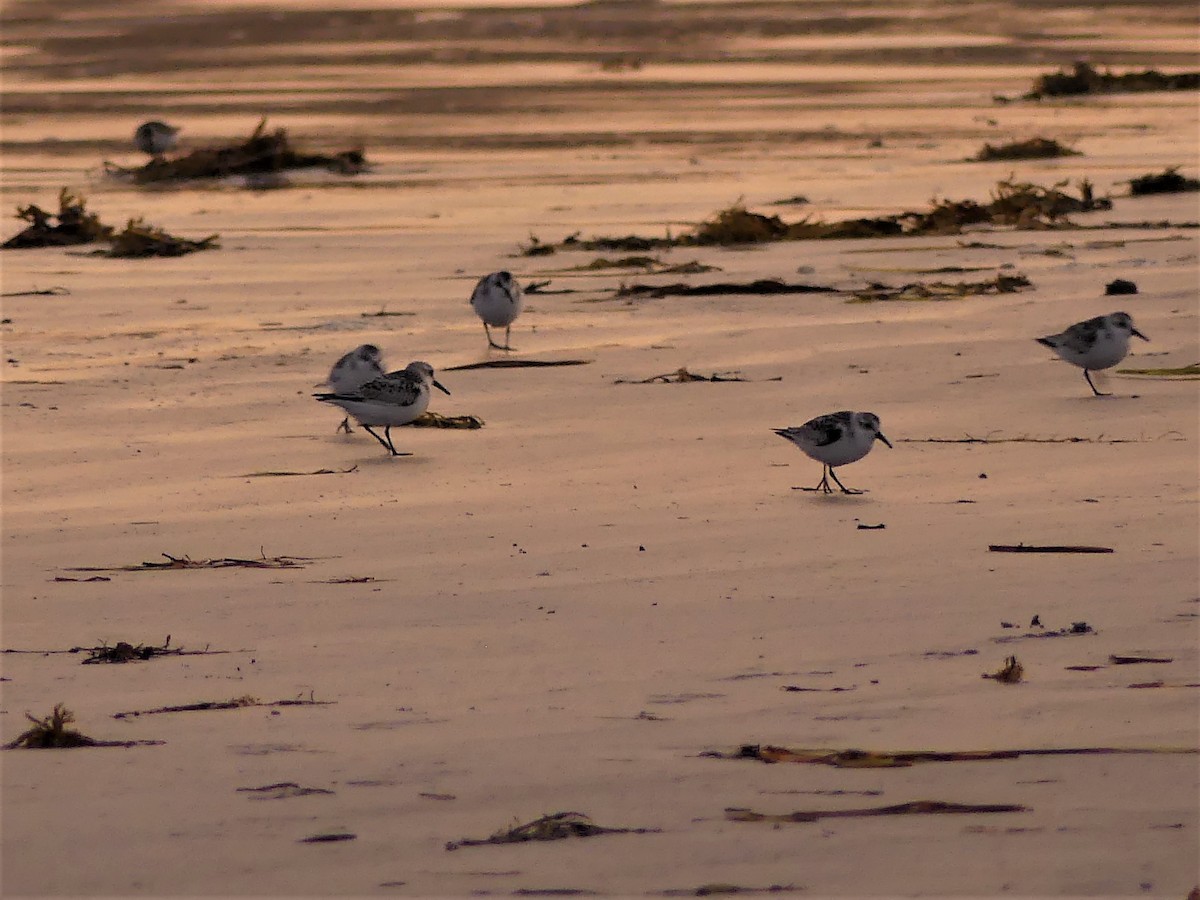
(2, 0, 1198, 896)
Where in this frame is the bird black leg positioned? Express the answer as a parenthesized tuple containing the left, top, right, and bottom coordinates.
(1084, 370, 1110, 397)
(828, 467, 863, 495)
(485, 323, 508, 351)
(374, 427, 412, 458)
(336, 416, 353, 434)
(502, 324, 514, 351)
(362, 425, 394, 453)
(815, 467, 833, 494)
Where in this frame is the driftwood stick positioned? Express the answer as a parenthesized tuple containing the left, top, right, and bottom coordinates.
(989, 544, 1113, 554)
(444, 359, 592, 371)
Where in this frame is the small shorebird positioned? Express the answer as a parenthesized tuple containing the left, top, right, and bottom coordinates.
(1036, 311, 1149, 396)
(314, 361, 450, 456)
(773, 411, 892, 494)
(325, 344, 385, 433)
(134, 120, 181, 157)
(470, 271, 523, 350)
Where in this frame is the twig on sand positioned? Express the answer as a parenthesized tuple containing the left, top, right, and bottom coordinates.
(444, 359, 591, 371)
(445, 811, 659, 851)
(726, 800, 1027, 824)
(113, 695, 334, 719)
(238, 466, 357, 477)
(989, 544, 1113, 554)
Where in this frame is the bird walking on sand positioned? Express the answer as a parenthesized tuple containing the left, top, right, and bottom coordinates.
(325, 344, 385, 433)
(1036, 311, 1149, 396)
(773, 411, 892, 494)
(470, 271, 523, 351)
(314, 361, 450, 456)
(134, 120, 181, 157)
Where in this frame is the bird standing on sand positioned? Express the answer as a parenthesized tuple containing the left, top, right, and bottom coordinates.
(134, 120, 181, 157)
(1035, 311, 1149, 396)
(470, 271, 523, 351)
(314, 361, 450, 456)
(325, 344, 385, 433)
(773, 411, 892, 494)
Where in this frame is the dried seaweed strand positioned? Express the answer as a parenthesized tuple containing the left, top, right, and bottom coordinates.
(726, 800, 1027, 823)
(65, 552, 314, 572)
(710, 744, 1197, 768)
(238, 466, 358, 477)
(113, 696, 333, 719)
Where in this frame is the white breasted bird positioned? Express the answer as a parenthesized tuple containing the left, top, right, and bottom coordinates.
(774, 411, 892, 494)
(1036, 311, 1148, 396)
(315, 361, 450, 456)
(325, 344, 385, 433)
(470, 271, 523, 351)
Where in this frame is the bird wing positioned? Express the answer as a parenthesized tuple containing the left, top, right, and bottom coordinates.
(1057, 317, 1104, 354)
(358, 375, 420, 407)
(804, 412, 851, 447)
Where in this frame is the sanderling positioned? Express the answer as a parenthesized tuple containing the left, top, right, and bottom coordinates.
(134, 120, 181, 157)
(325, 344, 385, 433)
(773, 411, 892, 494)
(470, 271, 523, 350)
(1036, 311, 1149, 396)
(314, 361, 450, 456)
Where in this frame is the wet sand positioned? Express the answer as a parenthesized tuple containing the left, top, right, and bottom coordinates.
(2, 1, 1198, 896)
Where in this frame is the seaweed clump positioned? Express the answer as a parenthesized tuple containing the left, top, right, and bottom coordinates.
(5, 704, 99, 748)
(101, 218, 219, 258)
(1023, 62, 1200, 100)
(2, 189, 113, 249)
(515, 178, 1112, 255)
(973, 137, 1080, 161)
(104, 117, 369, 186)
(852, 273, 1032, 303)
(691, 205, 791, 244)
(445, 811, 659, 851)
(1128, 167, 1200, 195)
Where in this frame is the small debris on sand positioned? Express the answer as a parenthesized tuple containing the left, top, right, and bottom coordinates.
(445, 811, 659, 851)
(1128, 167, 1200, 195)
(973, 137, 1080, 161)
(982, 655, 1024, 684)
